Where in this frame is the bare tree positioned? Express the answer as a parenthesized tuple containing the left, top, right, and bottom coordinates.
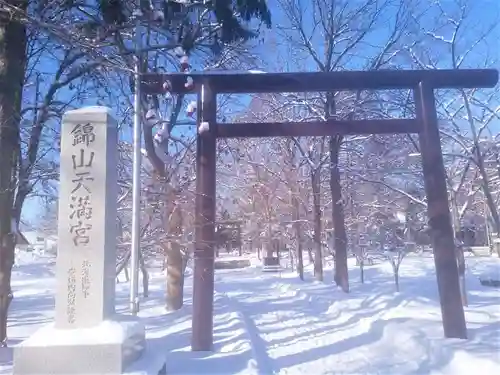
(273, 0, 414, 290)
(0, 26, 109, 346)
(0, 0, 273, 343)
(403, 0, 500, 252)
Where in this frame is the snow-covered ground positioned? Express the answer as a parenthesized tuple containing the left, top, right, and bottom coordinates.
(1, 251, 499, 374)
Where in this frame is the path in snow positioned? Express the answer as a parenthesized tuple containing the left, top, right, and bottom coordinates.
(1, 253, 499, 375)
(1, 253, 260, 375)
(214, 257, 500, 375)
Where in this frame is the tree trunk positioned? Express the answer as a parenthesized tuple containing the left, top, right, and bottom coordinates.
(165, 242, 184, 311)
(360, 261, 364, 284)
(311, 169, 323, 281)
(288, 246, 294, 270)
(329, 136, 349, 292)
(307, 247, 314, 264)
(394, 270, 399, 292)
(266, 216, 274, 258)
(139, 250, 149, 298)
(292, 196, 304, 280)
(296, 237, 304, 281)
(459, 274, 468, 307)
(392, 263, 400, 292)
(0, 2, 27, 346)
(461, 93, 500, 257)
(480, 185, 500, 257)
(238, 227, 242, 256)
(116, 250, 131, 278)
(450, 198, 468, 306)
(165, 194, 185, 311)
(456, 247, 467, 307)
(0, 241, 14, 347)
(472, 154, 500, 256)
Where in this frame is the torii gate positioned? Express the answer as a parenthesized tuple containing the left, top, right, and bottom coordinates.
(142, 68, 498, 351)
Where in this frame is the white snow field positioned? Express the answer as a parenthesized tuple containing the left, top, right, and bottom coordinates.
(1, 251, 499, 374)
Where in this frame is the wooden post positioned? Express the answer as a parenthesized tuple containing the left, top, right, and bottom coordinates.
(415, 82, 467, 339)
(191, 83, 217, 351)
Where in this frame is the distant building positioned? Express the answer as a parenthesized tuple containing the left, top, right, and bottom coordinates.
(15, 230, 57, 254)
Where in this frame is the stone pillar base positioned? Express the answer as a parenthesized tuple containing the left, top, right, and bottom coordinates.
(13, 316, 145, 375)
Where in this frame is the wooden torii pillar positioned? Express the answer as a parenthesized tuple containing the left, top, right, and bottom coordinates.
(142, 68, 498, 351)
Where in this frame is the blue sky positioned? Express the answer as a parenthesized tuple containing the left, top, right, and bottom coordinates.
(21, 0, 500, 229)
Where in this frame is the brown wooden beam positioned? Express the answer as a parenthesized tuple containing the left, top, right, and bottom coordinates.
(216, 119, 420, 138)
(191, 84, 217, 351)
(415, 82, 467, 339)
(145, 69, 498, 94)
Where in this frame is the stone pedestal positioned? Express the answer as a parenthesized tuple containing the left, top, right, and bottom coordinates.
(13, 107, 145, 375)
(13, 318, 145, 375)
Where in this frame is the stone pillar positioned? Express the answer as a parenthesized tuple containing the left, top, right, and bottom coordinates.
(14, 107, 145, 375)
(54, 106, 118, 328)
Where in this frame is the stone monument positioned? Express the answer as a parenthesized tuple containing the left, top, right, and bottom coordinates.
(14, 107, 146, 375)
